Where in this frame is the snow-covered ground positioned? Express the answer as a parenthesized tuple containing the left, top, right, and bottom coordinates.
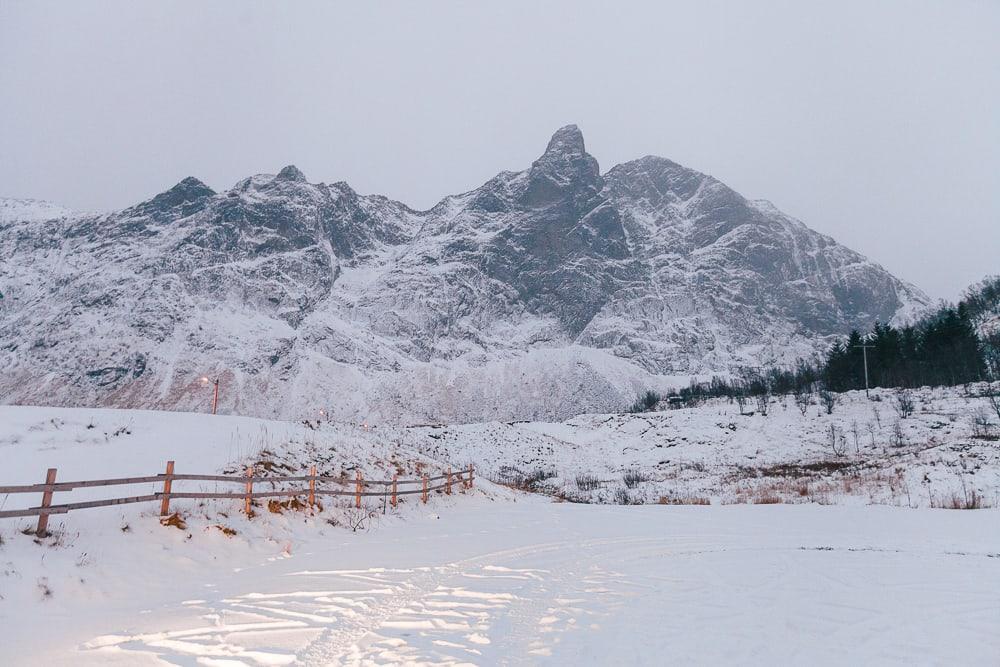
(5, 501, 1000, 665)
(1, 391, 999, 664)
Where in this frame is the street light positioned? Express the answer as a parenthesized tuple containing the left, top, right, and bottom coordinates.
(852, 341, 874, 398)
(200, 376, 220, 415)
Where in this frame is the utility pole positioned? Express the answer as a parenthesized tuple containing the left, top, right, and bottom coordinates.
(853, 343, 873, 398)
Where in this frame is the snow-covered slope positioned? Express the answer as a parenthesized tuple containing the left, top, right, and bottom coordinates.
(0, 126, 930, 421)
(0, 197, 76, 223)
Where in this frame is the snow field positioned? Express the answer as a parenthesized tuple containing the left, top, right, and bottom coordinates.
(1, 393, 998, 664)
(9, 502, 1000, 665)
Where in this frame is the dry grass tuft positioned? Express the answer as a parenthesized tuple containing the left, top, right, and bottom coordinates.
(267, 497, 308, 514)
(159, 513, 187, 530)
(933, 490, 990, 510)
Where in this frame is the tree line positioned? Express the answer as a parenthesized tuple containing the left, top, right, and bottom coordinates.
(659, 275, 999, 405)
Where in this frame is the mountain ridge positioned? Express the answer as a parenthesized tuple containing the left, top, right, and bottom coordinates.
(0, 125, 930, 422)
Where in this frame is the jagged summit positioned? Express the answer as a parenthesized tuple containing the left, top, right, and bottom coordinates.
(275, 165, 307, 183)
(0, 126, 931, 422)
(522, 125, 602, 206)
(543, 124, 586, 156)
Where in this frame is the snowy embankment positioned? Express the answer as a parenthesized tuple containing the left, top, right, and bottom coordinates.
(1, 390, 999, 664)
(411, 384, 1000, 508)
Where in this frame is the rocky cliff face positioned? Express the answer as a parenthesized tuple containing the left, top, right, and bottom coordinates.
(0, 126, 929, 422)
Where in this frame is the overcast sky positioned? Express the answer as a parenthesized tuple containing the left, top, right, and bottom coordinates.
(1, 1, 996, 301)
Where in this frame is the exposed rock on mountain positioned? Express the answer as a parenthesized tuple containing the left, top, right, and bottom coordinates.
(0, 126, 929, 422)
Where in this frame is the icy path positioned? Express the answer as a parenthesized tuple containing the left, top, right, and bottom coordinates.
(51, 503, 1000, 664)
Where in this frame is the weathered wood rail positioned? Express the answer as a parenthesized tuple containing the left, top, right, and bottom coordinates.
(0, 462, 474, 536)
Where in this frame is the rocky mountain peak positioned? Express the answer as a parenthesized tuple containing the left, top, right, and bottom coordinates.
(543, 124, 586, 156)
(520, 125, 602, 207)
(275, 165, 307, 183)
(138, 177, 216, 216)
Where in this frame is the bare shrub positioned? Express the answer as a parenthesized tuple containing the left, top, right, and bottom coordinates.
(890, 421, 906, 448)
(754, 393, 769, 416)
(850, 420, 861, 455)
(658, 495, 711, 505)
(494, 466, 556, 492)
(827, 425, 847, 457)
(346, 507, 378, 532)
(894, 389, 915, 419)
(970, 407, 998, 440)
(985, 388, 1000, 422)
(752, 494, 782, 504)
(795, 388, 811, 416)
(819, 390, 836, 414)
(614, 488, 633, 505)
(575, 474, 602, 492)
(734, 391, 749, 415)
(622, 469, 650, 489)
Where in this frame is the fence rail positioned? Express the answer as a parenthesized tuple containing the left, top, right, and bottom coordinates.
(0, 462, 474, 536)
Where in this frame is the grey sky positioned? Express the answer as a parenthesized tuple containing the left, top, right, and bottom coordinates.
(1, 1, 997, 301)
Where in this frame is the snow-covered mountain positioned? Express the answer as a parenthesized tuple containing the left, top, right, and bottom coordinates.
(0, 126, 929, 422)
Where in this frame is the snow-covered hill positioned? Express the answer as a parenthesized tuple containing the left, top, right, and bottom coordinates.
(0, 126, 930, 422)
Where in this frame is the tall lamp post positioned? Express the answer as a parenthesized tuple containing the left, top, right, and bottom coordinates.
(201, 376, 220, 415)
(853, 342, 874, 398)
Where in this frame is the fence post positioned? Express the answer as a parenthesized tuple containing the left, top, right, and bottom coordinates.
(422, 475, 428, 504)
(446, 467, 452, 495)
(159, 460, 175, 517)
(391, 474, 398, 509)
(308, 465, 316, 508)
(355, 471, 362, 509)
(244, 466, 253, 517)
(35, 468, 58, 537)
(468, 464, 474, 489)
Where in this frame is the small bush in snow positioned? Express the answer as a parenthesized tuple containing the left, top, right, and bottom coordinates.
(658, 495, 710, 505)
(494, 466, 556, 492)
(575, 474, 602, 491)
(794, 389, 811, 416)
(819, 390, 836, 415)
(890, 421, 906, 448)
(614, 488, 634, 505)
(827, 425, 847, 457)
(894, 390, 915, 419)
(622, 469, 649, 488)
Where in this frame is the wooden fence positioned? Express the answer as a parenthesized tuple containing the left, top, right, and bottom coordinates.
(0, 462, 474, 536)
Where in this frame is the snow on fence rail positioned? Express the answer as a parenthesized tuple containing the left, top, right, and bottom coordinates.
(0, 462, 475, 536)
